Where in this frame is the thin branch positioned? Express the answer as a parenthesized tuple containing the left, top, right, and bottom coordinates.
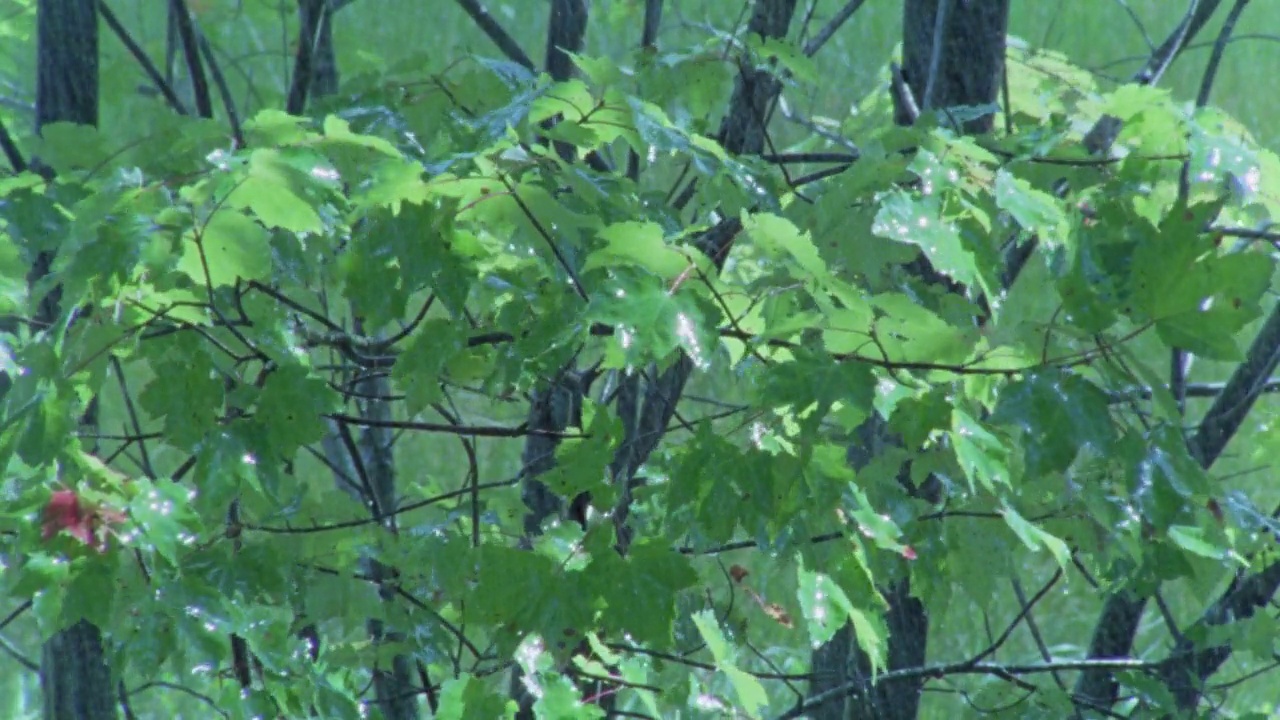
(1196, 0, 1250, 108)
(110, 356, 155, 480)
(1110, 0, 1157, 51)
(325, 412, 584, 439)
(0, 633, 38, 672)
(0, 600, 31, 632)
(97, 0, 190, 115)
(195, 27, 244, 147)
(802, 0, 869, 57)
(128, 680, 228, 718)
(1213, 224, 1280, 241)
(777, 658, 1171, 720)
(167, 0, 213, 117)
(969, 569, 1063, 665)
(1109, 378, 1280, 402)
(0, 114, 25, 172)
(454, 0, 536, 71)
(392, 586, 484, 660)
(497, 172, 589, 301)
(1010, 578, 1077, 714)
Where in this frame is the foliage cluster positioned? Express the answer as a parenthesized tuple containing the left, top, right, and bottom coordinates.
(1, 3, 1279, 718)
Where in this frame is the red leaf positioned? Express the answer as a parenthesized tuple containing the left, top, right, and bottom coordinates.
(901, 545, 918, 561)
(41, 490, 125, 552)
(42, 490, 94, 545)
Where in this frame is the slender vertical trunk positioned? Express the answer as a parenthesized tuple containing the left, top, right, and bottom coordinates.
(355, 357, 419, 720)
(299, 0, 339, 100)
(806, 3, 1010, 719)
(33, 4, 112, 719)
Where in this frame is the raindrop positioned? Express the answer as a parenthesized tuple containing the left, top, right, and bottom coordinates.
(676, 313, 708, 370)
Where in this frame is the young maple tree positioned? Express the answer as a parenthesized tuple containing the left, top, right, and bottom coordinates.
(1, 1, 1278, 719)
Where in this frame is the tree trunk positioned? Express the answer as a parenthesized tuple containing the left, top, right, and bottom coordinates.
(898, 0, 1010, 133)
(34, 3, 113, 718)
(807, 3, 1010, 719)
(36, 0, 98, 130)
(300, 0, 339, 100)
(356, 365, 419, 720)
(41, 621, 115, 720)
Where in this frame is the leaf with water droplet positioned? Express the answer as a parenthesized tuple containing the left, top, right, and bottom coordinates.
(589, 268, 717, 368)
(585, 221, 697, 281)
(1166, 524, 1238, 563)
(742, 211, 829, 280)
(1187, 107, 1263, 201)
(951, 408, 1010, 491)
(798, 563, 888, 675)
(128, 480, 197, 563)
(865, 293, 978, 365)
(994, 169, 1065, 236)
(874, 191, 976, 286)
(990, 370, 1115, 477)
(691, 611, 768, 717)
(1130, 198, 1269, 359)
(1001, 503, 1071, 569)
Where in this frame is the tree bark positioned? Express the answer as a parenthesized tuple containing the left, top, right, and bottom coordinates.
(34, 3, 114, 718)
(356, 365, 418, 720)
(898, 0, 1010, 132)
(40, 621, 115, 720)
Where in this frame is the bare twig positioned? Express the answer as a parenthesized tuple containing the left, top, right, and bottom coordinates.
(802, 0, 869, 57)
(98, 0, 190, 115)
(0, 114, 25, 172)
(454, 0, 536, 71)
(1110, 0, 1157, 51)
(167, 0, 213, 117)
(1196, 0, 1249, 108)
(195, 27, 244, 146)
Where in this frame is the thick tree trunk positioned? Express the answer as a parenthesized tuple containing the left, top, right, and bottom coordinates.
(34, 3, 113, 718)
(807, 3, 1010, 719)
(898, 0, 1010, 133)
(36, 0, 98, 130)
(40, 621, 115, 720)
